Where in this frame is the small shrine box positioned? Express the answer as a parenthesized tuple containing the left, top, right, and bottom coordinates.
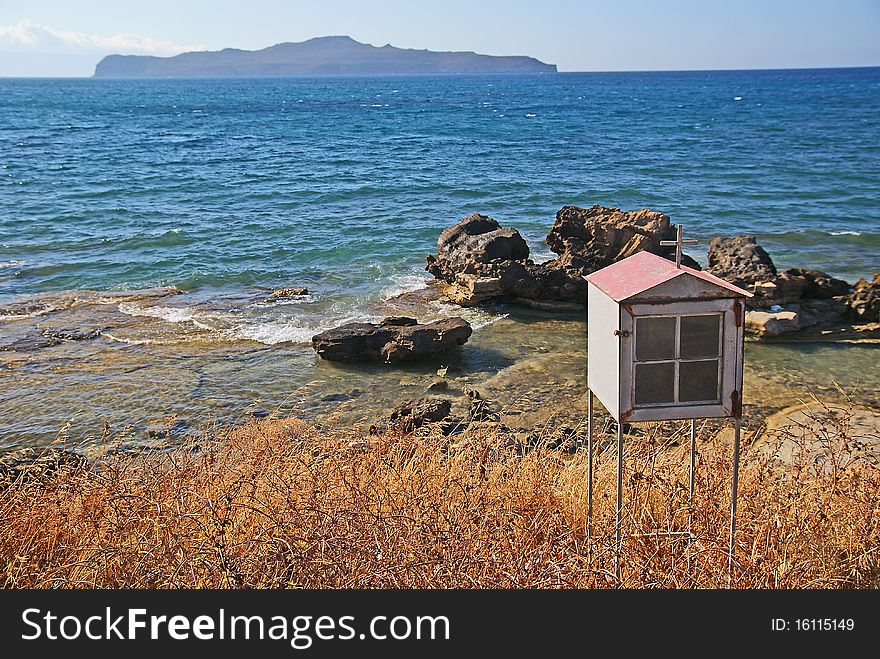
(586, 251, 752, 423)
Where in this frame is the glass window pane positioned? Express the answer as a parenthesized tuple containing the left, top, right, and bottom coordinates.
(680, 315, 721, 359)
(635, 362, 675, 405)
(679, 360, 720, 402)
(635, 317, 676, 361)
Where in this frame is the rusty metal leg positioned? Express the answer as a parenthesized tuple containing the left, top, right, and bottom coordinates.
(587, 391, 594, 554)
(615, 420, 623, 584)
(728, 417, 741, 588)
(688, 418, 696, 572)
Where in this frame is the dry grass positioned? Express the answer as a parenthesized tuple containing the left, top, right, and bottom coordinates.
(1, 403, 878, 589)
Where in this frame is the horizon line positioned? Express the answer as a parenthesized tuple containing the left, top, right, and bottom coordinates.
(2, 63, 879, 79)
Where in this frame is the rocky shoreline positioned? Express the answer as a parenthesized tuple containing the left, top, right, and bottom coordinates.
(1, 203, 877, 453)
(300, 203, 878, 364)
(418, 204, 879, 339)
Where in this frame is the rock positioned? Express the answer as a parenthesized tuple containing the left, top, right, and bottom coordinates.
(708, 237, 852, 318)
(0, 301, 52, 317)
(426, 206, 694, 308)
(0, 334, 61, 352)
(312, 323, 396, 361)
(42, 327, 102, 341)
(320, 388, 364, 402)
(379, 316, 418, 327)
(798, 298, 849, 329)
(267, 287, 309, 301)
(745, 307, 801, 337)
(389, 397, 452, 429)
(785, 268, 851, 299)
(312, 317, 472, 363)
(444, 274, 505, 306)
(546, 204, 686, 272)
(427, 379, 449, 392)
(426, 214, 530, 306)
(0, 447, 87, 486)
(427, 213, 529, 282)
(707, 235, 777, 291)
(849, 273, 880, 322)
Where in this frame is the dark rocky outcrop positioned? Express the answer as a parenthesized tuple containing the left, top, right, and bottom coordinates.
(426, 205, 691, 308)
(389, 397, 452, 430)
(849, 274, 880, 322)
(786, 268, 851, 300)
(707, 236, 861, 337)
(312, 316, 472, 362)
(546, 204, 699, 273)
(707, 235, 777, 290)
(424, 210, 871, 340)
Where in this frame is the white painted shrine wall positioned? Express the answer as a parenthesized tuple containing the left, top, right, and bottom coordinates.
(587, 282, 621, 420)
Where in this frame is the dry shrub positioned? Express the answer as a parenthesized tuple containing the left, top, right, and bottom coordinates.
(1, 405, 877, 589)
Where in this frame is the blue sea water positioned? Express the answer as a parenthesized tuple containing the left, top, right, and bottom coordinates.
(1, 68, 880, 448)
(1, 68, 879, 305)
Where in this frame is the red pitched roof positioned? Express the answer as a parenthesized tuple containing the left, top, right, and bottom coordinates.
(585, 251, 752, 301)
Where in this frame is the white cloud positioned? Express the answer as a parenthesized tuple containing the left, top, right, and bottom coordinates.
(0, 19, 205, 56)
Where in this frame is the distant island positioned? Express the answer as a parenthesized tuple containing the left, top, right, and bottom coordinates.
(93, 35, 557, 77)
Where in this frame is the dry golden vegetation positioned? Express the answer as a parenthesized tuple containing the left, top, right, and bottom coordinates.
(1, 402, 878, 589)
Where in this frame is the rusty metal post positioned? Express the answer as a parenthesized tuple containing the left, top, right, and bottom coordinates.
(688, 418, 696, 533)
(687, 418, 696, 574)
(615, 420, 623, 584)
(728, 417, 741, 588)
(587, 390, 594, 553)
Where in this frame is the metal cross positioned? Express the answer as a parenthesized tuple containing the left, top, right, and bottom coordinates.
(660, 223, 699, 268)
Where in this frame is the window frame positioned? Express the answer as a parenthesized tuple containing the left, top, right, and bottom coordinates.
(633, 313, 723, 407)
(619, 298, 743, 422)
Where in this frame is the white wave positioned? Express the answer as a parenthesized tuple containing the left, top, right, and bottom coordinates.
(525, 113, 537, 118)
(230, 311, 380, 346)
(230, 322, 316, 345)
(248, 293, 317, 309)
(101, 332, 155, 345)
(431, 301, 508, 330)
(529, 243, 556, 264)
(117, 302, 216, 330)
(734, 96, 743, 101)
(829, 230, 861, 236)
(381, 273, 429, 300)
(0, 260, 25, 269)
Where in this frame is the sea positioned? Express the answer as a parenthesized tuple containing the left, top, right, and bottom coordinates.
(1, 68, 879, 449)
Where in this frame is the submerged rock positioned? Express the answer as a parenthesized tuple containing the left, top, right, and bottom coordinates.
(389, 397, 453, 429)
(42, 327, 102, 342)
(1, 326, 102, 352)
(1, 334, 61, 352)
(267, 287, 309, 301)
(0, 301, 53, 317)
(312, 317, 472, 363)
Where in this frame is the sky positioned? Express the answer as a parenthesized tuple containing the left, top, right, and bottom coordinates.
(1, 0, 879, 76)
